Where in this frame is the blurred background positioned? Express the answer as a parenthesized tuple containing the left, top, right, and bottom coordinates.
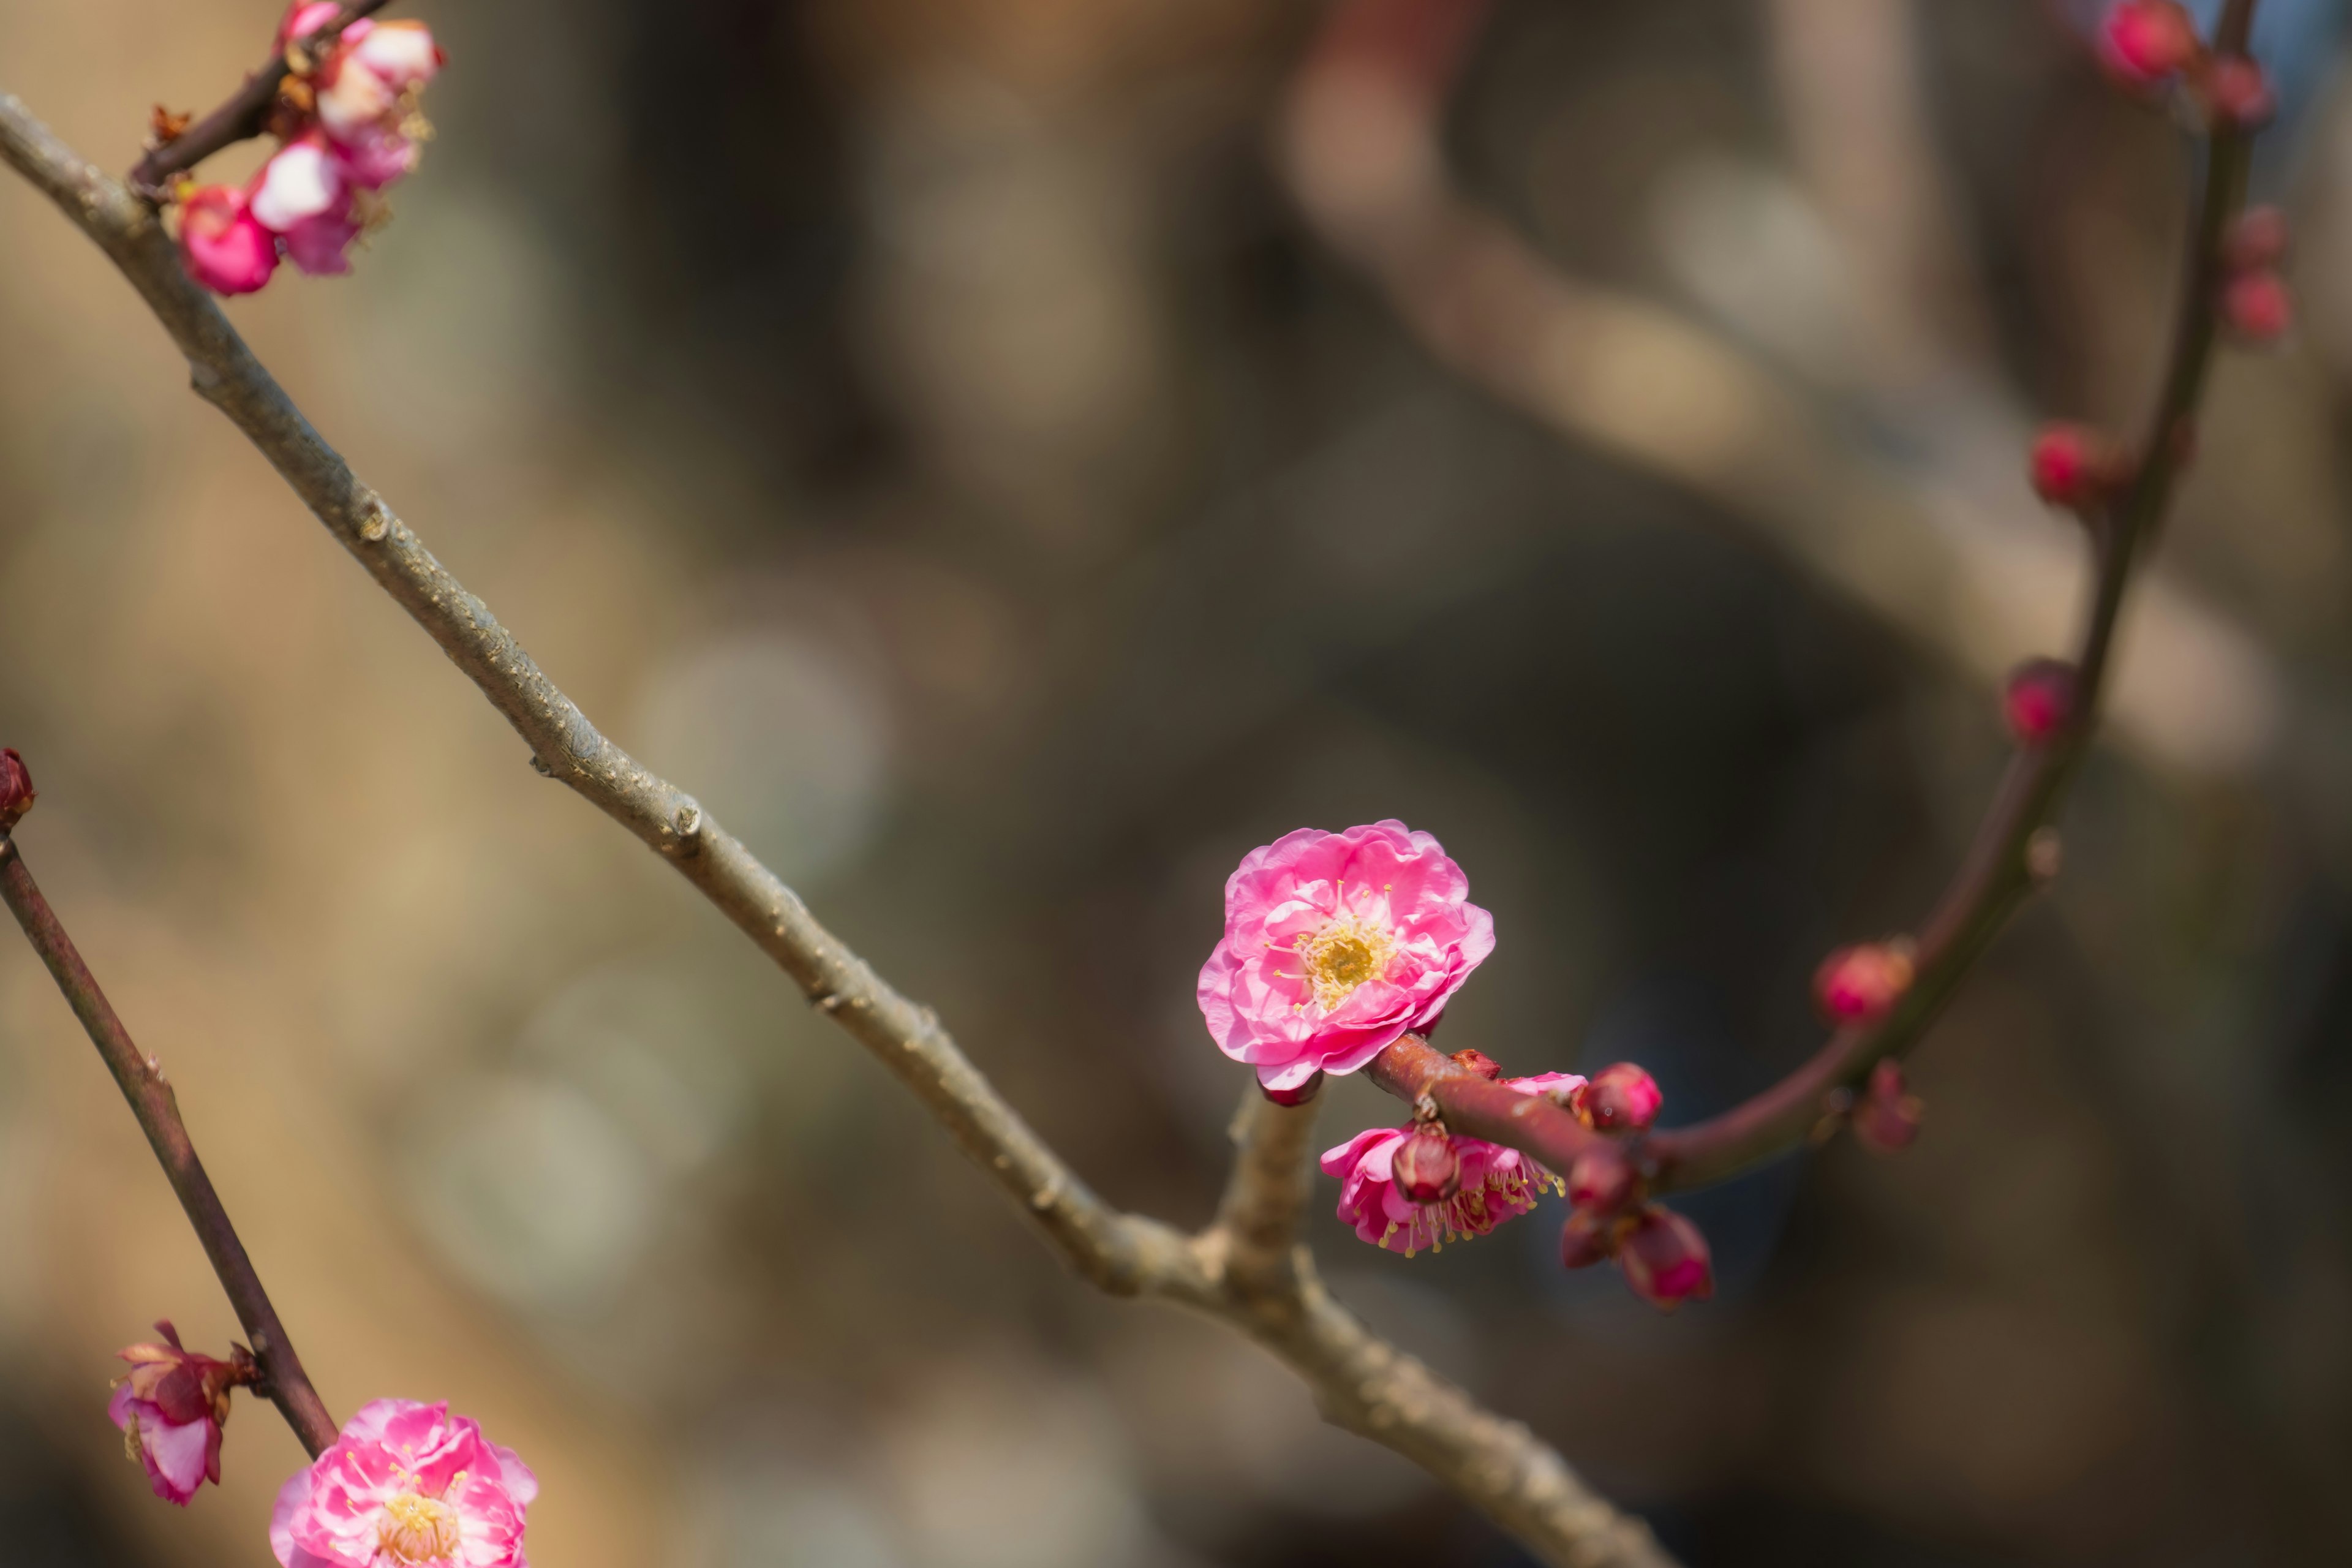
(1, 0, 2350, 1562)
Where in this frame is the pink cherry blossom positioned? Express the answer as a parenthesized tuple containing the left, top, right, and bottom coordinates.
(1199, 820, 1496, 1092)
(107, 1321, 249, 1506)
(271, 1398, 537, 1568)
(315, 19, 444, 189)
(250, 138, 363, 276)
(1319, 1074, 1581, 1256)
(179, 186, 279, 296)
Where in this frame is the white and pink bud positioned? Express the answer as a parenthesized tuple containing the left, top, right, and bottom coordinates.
(249, 137, 363, 276)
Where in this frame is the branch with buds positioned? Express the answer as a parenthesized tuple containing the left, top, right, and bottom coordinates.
(0, 0, 2278, 1564)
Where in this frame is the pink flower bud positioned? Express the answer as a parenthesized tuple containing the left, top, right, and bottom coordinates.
(1852, 1058, 1924, 1155)
(2222, 269, 2293, 345)
(2204, 58, 2276, 130)
(1558, 1209, 1616, 1270)
(1447, 1047, 1504, 1080)
(108, 1322, 252, 1506)
(251, 138, 364, 277)
(0, 748, 32, 832)
(276, 1, 345, 49)
(271, 1400, 536, 1568)
(2225, 208, 2290, 274)
(178, 186, 279, 296)
(1615, 1205, 1715, 1312)
(1393, 1125, 1461, 1203)
(1567, 1146, 1638, 1216)
(1574, 1061, 1662, 1133)
(1261, 1069, 1324, 1106)
(1814, 941, 1915, 1025)
(2028, 423, 2124, 511)
(2003, 658, 2077, 745)
(2099, 1, 2201, 85)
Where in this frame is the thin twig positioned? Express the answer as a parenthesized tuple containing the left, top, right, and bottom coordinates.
(0, 835, 337, 1457)
(0, 94, 1671, 1568)
(128, 0, 392, 195)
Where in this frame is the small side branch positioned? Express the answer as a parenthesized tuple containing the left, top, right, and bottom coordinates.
(0, 836, 337, 1457)
(1210, 1090, 1322, 1305)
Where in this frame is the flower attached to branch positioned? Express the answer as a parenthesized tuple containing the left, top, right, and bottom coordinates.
(271, 1398, 535, 1568)
(0, 747, 33, 831)
(107, 1321, 256, 1506)
(178, 185, 280, 296)
(1200, 821, 1495, 1094)
(1570, 1061, 1662, 1133)
(1320, 1073, 1581, 1257)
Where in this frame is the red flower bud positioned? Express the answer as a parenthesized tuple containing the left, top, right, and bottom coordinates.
(1261, 1070, 1324, 1107)
(2099, 1, 2201, 85)
(2225, 208, 2290, 274)
(0, 749, 31, 832)
(1574, 1061, 1663, 1133)
(1567, 1146, 1638, 1216)
(1853, 1058, 1924, 1155)
(2003, 658, 2077, 745)
(1447, 1047, 1504, 1080)
(108, 1322, 254, 1504)
(2028, 423, 2126, 512)
(2222, 269, 2293, 345)
(1616, 1205, 1715, 1312)
(2204, 57, 2276, 129)
(1814, 941, 1915, 1025)
(1392, 1125, 1461, 1204)
(1558, 1209, 1616, 1270)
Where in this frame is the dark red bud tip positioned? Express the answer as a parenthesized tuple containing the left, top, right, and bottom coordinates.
(2204, 57, 2276, 130)
(2003, 658, 2078, 745)
(1261, 1070, 1324, 1107)
(1577, 1061, 1663, 1133)
(0, 749, 32, 832)
(2225, 208, 2290, 274)
(1567, 1146, 1639, 1216)
(1814, 941, 1916, 1025)
(1393, 1125, 1461, 1204)
(2222, 269, 2293, 345)
(1447, 1047, 1504, 1080)
(1558, 1209, 1617, 1270)
(2099, 1, 2201, 86)
(2027, 423, 2131, 513)
(1616, 1205, 1714, 1311)
(1853, 1058, 1924, 1155)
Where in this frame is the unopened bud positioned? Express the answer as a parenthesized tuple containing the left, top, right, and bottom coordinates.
(2225, 208, 2290, 274)
(1567, 1146, 1638, 1216)
(2099, 1, 2201, 85)
(1393, 1125, 1461, 1204)
(1558, 1209, 1616, 1270)
(1261, 1070, 1324, 1107)
(2003, 659, 2077, 745)
(2026, 826, 2064, 882)
(1447, 1047, 1504, 1080)
(0, 749, 32, 832)
(2204, 57, 2275, 130)
(1616, 1205, 1715, 1311)
(1814, 941, 1915, 1025)
(1573, 1061, 1663, 1133)
(2028, 423, 2125, 512)
(2222, 269, 2293, 345)
(1852, 1059, 1924, 1155)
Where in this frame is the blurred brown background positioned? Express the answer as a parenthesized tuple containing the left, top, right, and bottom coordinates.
(2, 0, 2351, 1562)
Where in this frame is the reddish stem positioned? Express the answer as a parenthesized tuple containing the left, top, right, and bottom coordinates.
(0, 834, 337, 1457)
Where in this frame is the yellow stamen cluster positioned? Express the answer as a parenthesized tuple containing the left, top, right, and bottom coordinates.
(379, 1492, 463, 1565)
(1283, 884, 1403, 1014)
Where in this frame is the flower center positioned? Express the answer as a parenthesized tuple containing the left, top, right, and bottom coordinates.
(379, 1493, 462, 1565)
(1293, 895, 1401, 1013)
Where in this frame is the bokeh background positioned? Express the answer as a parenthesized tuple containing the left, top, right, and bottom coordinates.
(2, 0, 2351, 1562)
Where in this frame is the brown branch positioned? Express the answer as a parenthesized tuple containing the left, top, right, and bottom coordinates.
(0, 835, 337, 1457)
(128, 0, 392, 195)
(0, 94, 1672, 1568)
(1210, 1089, 1323, 1306)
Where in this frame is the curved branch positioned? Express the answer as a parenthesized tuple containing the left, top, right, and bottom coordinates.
(0, 94, 1672, 1568)
(0, 837, 338, 1457)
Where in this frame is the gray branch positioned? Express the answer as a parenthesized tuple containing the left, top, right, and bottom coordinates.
(0, 92, 1673, 1568)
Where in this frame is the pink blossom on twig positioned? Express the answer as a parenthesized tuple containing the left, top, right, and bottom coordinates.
(107, 1321, 252, 1506)
(178, 186, 279, 295)
(1321, 1074, 1582, 1256)
(270, 1398, 536, 1568)
(1200, 820, 1495, 1093)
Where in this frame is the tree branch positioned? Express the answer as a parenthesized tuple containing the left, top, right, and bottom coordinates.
(127, 1, 392, 195)
(0, 835, 338, 1457)
(0, 93, 1672, 1568)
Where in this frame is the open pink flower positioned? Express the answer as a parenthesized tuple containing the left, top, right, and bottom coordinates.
(179, 186, 279, 296)
(271, 1398, 536, 1568)
(1200, 821, 1496, 1092)
(1321, 1073, 1580, 1256)
(107, 1321, 249, 1505)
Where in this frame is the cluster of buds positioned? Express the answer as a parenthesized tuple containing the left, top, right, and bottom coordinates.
(1553, 1063, 1714, 1311)
(107, 1322, 256, 1505)
(2220, 206, 2294, 347)
(2097, 2, 2274, 130)
(175, 4, 444, 295)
